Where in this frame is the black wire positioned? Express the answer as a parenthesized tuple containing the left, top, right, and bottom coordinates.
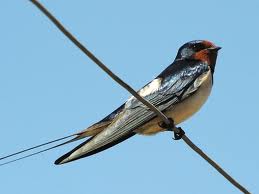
(29, 0, 172, 127)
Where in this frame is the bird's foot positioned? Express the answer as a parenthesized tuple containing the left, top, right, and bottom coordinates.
(158, 118, 185, 140)
(158, 118, 175, 129)
(173, 127, 185, 140)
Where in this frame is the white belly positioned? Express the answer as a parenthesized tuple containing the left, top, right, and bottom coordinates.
(136, 70, 212, 135)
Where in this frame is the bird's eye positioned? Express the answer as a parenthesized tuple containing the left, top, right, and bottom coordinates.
(192, 44, 198, 50)
(192, 43, 205, 51)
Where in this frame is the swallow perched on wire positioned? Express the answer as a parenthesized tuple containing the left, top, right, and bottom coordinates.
(0, 40, 221, 166)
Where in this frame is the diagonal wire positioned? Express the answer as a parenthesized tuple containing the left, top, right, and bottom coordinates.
(182, 135, 250, 194)
(29, 1, 250, 193)
(29, 0, 172, 129)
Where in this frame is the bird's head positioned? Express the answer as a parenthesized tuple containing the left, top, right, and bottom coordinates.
(176, 40, 221, 73)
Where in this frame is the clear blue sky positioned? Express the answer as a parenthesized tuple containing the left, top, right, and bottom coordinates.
(0, 1, 258, 193)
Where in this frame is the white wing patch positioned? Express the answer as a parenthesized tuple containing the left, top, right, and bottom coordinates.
(125, 78, 162, 109)
(127, 78, 162, 104)
(139, 78, 162, 97)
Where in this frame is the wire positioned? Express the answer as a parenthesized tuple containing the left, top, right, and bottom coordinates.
(28, 0, 174, 129)
(182, 135, 250, 194)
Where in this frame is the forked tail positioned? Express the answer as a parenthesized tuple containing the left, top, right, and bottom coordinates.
(0, 132, 85, 167)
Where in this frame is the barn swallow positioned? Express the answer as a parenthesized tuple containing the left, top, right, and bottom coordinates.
(0, 40, 221, 166)
(54, 40, 221, 165)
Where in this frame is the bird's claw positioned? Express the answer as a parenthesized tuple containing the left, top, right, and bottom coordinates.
(158, 118, 185, 140)
(173, 127, 185, 140)
(158, 118, 175, 129)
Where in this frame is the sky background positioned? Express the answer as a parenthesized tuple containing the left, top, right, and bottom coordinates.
(0, 1, 258, 194)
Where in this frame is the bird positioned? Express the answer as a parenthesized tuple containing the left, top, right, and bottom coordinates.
(0, 40, 221, 166)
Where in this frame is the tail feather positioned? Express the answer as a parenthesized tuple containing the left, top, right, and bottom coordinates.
(76, 121, 111, 139)
(0, 133, 83, 167)
(0, 134, 77, 161)
(0, 121, 112, 166)
(0, 139, 72, 166)
(55, 132, 136, 165)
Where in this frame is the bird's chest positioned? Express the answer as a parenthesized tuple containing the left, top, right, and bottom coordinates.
(136, 71, 212, 135)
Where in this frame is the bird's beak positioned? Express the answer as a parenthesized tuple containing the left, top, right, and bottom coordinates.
(208, 46, 222, 51)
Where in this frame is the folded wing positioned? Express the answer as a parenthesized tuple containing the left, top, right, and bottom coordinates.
(55, 61, 210, 164)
